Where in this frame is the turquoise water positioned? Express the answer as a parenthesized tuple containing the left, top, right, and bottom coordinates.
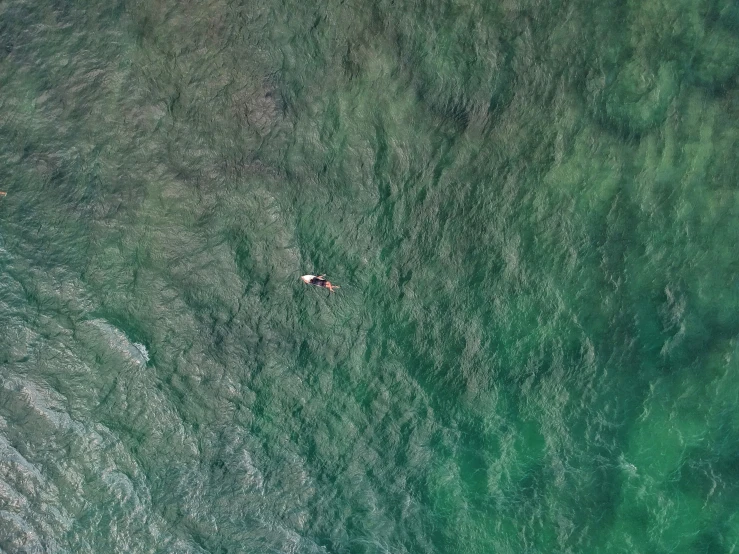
(1, 0, 738, 552)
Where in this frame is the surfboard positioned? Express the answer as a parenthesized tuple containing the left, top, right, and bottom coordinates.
(301, 274, 338, 293)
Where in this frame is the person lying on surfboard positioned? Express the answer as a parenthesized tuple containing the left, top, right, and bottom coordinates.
(301, 274, 339, 294)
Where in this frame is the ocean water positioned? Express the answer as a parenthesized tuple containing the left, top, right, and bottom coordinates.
(1, 0, 738, 552)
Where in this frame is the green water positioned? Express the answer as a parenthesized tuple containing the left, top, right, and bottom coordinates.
(1, 0, 738, 552)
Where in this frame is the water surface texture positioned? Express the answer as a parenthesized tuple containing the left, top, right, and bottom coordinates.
(1, 0, 738, 552)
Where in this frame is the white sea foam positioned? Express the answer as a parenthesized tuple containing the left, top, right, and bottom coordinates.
(132, 342, 150, 363)
(86, 319, 149, 366)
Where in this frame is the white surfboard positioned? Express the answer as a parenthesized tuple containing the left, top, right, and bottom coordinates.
(301, 274, 338, 293)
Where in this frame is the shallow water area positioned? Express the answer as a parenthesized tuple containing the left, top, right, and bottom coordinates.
(1, 0, 738, 552)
